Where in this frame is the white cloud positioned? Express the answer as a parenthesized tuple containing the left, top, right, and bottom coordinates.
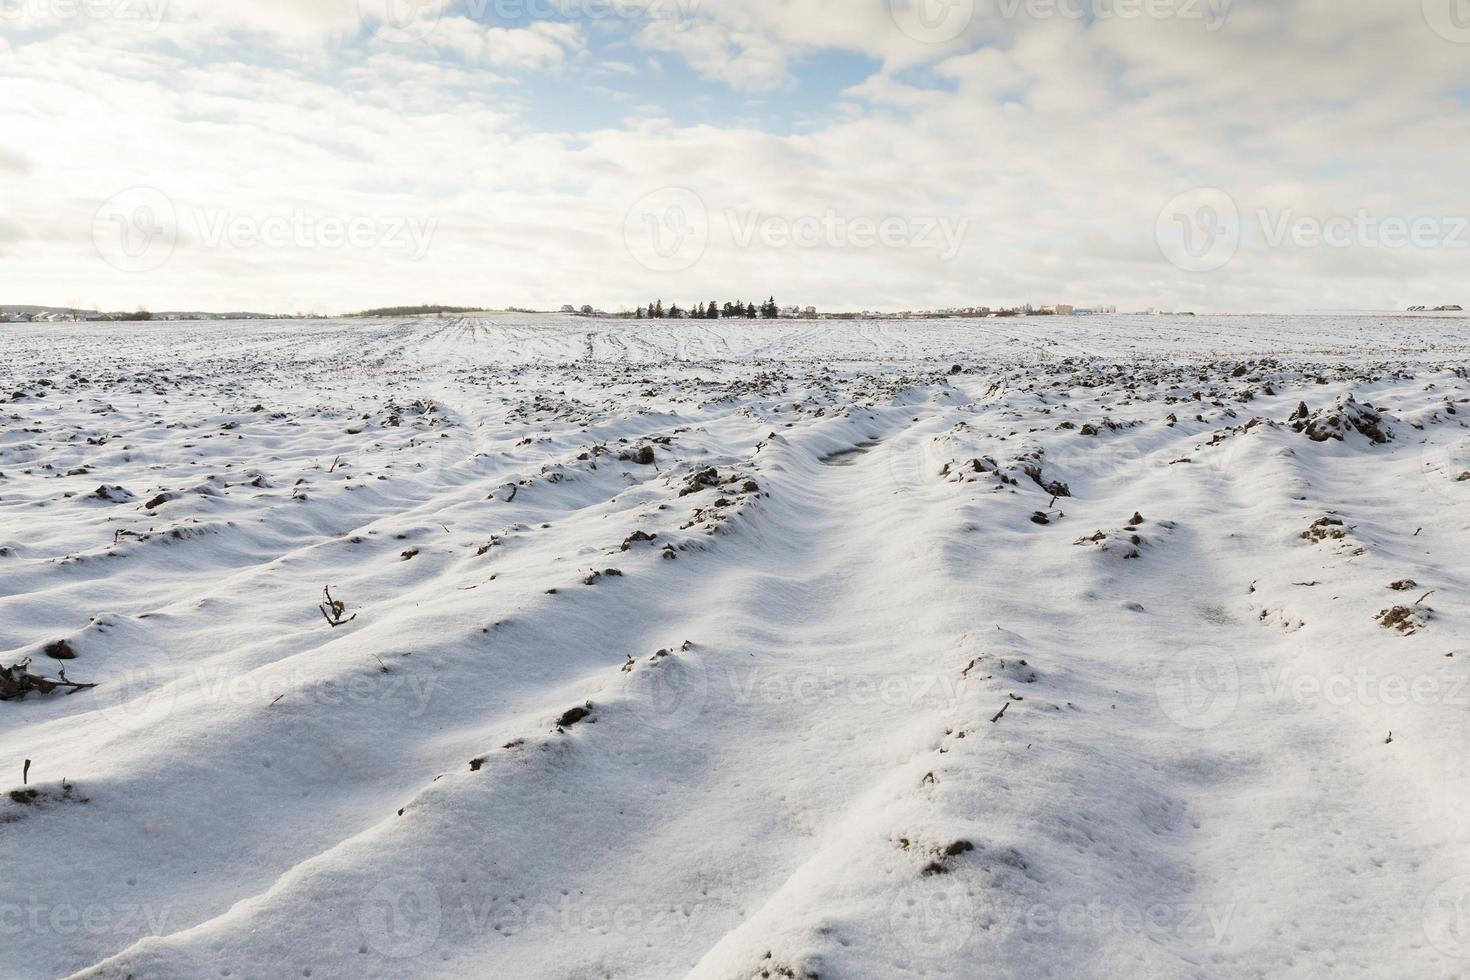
(635, 15, 797, 92)
(432, 17, 584, 70)
(592, 59, 639, 76)
(3, 1, 1467, 314)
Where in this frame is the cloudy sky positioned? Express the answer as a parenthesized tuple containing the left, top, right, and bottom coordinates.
(4, 0, 1469, 314)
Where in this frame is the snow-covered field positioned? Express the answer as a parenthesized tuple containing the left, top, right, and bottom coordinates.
(3, 313, 1469, 980)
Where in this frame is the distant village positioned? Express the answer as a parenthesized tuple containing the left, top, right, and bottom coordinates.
(7, 302, 1461, 324)
(0, 308, 316, 323)
(2, 303, 1123, 323)
(569, 302, 1123, 320)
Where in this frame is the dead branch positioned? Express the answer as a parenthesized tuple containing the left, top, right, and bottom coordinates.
(0, 659, 98, 701)
(319, 587, 357, 627)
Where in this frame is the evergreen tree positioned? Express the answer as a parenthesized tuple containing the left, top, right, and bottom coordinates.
(669, 303, 684, 319)
(746, 301, 758, 319)
(653, 299, 664, 319)
(707, 299, 719, 319)
(722, 302, 735, 318)
(763, 296, 779, 318)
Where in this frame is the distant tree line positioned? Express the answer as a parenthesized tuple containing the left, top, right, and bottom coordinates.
(641, 297, 780, 319)
(355, 305, 481, 318)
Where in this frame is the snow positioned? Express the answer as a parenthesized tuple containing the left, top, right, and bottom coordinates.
(1, 313, 1469, 979)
